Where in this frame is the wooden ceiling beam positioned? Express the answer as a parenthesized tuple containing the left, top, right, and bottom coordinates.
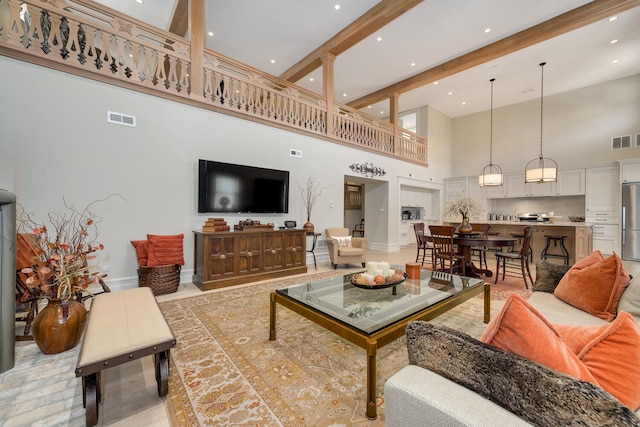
(348, 0, 640, 110)
(168, 0, 189, 37)
(279, 0, 423, 83)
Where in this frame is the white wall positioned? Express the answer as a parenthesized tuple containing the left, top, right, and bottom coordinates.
(0, 56, 451, 288)
(452, 74, 640, 176)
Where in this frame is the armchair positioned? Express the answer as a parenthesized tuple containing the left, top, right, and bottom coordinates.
(325, 227, 367, 269)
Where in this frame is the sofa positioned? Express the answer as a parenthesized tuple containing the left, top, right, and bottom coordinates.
(385, 256, 640, 426)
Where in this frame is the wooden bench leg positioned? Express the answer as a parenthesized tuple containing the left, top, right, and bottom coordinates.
(84, 373, 100, 426)
(155, 350, 170, 397)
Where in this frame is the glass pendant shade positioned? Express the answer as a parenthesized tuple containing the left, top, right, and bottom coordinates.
(479, 78, 503, 187)
(525, 62, 558, 183)
(479, 163, 503, 186)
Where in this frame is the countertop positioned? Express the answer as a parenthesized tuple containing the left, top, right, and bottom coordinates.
(479, 220, 591, 227)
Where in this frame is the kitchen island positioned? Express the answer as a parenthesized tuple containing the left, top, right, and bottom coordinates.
(445, 221, 593, 265)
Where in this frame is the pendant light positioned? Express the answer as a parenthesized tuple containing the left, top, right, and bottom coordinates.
(525, 62, 558, 183)
(479, 78, 503, 186)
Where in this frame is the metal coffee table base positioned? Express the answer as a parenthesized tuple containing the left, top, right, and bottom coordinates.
(269, 282, 490, 420)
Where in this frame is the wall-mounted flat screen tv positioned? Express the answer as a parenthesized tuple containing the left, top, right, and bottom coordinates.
(198, 159, 290, 213)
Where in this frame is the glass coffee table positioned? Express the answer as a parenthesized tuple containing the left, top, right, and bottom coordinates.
(269, 269, 489, 420)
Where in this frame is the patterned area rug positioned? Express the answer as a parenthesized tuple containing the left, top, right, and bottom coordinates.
(159, 270, 527, 426)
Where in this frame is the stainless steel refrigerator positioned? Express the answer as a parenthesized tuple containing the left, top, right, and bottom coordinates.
(622, 183, 640, 261)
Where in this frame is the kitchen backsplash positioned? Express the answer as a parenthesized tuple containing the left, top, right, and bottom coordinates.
(489, 195, 586, 220)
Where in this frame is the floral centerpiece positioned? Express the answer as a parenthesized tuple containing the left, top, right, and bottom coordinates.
(444, 194, 481, 233)
(18, 202, 106, 300)
(16, 198, 110, 354)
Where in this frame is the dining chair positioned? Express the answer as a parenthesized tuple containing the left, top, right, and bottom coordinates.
(428, 225, 465, 276)
(470, 223, 491, 269)
(413, 223, 433, 267)
(494, 225, 534, 288)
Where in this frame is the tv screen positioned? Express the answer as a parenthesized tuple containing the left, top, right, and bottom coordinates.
(198, 159, 290, 213)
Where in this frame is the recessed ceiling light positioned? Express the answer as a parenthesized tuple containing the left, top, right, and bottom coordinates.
(612, 59, 620, 64)
(136, 0, 143, 4)
(376, 36, 382, 42)
(380, 111, 384, 114)
(448, 91, 453, 95)
(367, 106, 372, 108)
(433, 81, 438, 85)
(461, 101, 466, 105)
(309, 78, 314, 82)
(343, 93, 347, 97)
(207, 31, 214, 37)
(334, 4, 340, 10)
(610, 39, 618, 44)
(410, 62, 416, 67)
(484, 28, 491, 33)
(609, 16, 618, 22)
(270, 59, 275, 64)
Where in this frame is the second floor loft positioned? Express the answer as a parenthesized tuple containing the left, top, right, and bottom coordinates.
(0, 0, 427, 165)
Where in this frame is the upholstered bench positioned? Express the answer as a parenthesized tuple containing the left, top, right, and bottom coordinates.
(74, 287, 176, 426)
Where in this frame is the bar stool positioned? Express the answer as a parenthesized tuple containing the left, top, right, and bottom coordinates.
(541, 234, 569, 265)
(510, 233, 533, 262)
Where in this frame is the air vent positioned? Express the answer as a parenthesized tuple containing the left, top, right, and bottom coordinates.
(636, 134, 640, 148)
(611, 135, 631, 150)
(107, 111, 136, 127)
(290, 149, 302, 158)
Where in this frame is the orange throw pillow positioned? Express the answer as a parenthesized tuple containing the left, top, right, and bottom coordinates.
(130, 240, 149, 266)
(481, 293, 596, 383)
(147, 234, 185, 266)
(554, 251, 630, 321)
(555, 312, 640, 411)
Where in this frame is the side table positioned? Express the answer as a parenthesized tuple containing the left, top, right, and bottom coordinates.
(306, 232, 321, 269)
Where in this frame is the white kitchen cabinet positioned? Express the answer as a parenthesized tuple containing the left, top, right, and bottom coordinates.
(585, 165, 620, 215)
(556, 168, 586, 195)
(591, 224, 620, 256)
(486, 183, 507, 199)
(401, 188, 427, 207)
(506, 173, 555, 197)
(443, 177, 486, 221)
(621, 161, 640, 183)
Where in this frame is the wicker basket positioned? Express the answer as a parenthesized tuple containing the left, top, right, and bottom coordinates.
(138, 264, 181, 295)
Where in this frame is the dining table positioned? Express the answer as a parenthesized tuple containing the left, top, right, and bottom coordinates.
(420, 231, 517, 279)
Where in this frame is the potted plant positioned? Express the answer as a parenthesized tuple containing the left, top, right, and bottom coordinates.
(444, 194, 481, 234)
(298, 177, 329, 234)
(17, 199, 108, 354)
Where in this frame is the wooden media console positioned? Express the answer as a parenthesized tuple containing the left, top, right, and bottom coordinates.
(192, 229, 307, 291)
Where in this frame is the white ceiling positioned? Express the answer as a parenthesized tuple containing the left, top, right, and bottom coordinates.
(94, 0, 640, 119)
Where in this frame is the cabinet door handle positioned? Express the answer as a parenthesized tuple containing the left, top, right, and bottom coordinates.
(219, 254, 226, 260)
(271, 249, 276, 254)
(247, 251, 252, 257)
(292, 247, 297, 252)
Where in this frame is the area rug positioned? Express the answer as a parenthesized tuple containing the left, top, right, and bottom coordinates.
(159, 270, 520, 426)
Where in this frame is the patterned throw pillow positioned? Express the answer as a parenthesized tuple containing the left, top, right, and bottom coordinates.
(334, 236, 352, 247)
(533, 260, 571, 293)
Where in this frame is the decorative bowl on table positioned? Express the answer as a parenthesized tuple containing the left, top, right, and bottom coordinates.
(350, 270, 407, 290)
(568, 216, 585, 222)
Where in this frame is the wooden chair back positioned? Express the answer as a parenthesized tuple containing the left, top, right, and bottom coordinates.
(428, 225, 456, 257)
(471, 223, 491, 235)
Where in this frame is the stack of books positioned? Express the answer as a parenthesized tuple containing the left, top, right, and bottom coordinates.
(202, 218, 230, 232)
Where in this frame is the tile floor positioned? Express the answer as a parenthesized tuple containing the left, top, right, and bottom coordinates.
(3, 247, 638, 426)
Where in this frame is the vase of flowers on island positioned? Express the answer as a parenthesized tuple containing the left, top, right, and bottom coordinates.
(17, 199, 108, 354)
(444, 195, 481, 234)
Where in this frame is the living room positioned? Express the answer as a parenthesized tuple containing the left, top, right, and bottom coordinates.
(2, 0, 640, 425)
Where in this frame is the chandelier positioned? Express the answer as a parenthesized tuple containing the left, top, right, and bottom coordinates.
(479, 78, 503, 187)
(525, 62, 558, 183)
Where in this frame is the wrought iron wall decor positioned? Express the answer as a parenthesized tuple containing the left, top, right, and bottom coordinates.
(349, 162, 386, 178)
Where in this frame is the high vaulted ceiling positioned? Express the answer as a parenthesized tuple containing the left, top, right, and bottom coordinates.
(95, 0, 640, 120)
